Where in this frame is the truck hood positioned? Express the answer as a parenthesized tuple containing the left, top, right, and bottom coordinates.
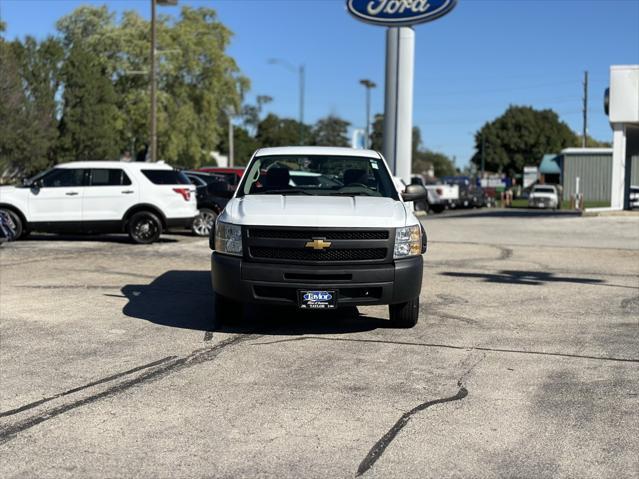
(221, 195, 410, 228)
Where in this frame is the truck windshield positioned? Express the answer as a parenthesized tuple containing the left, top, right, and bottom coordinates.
(237, 155, 399, 199)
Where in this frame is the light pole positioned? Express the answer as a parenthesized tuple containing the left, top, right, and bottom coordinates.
(268, 58, 305, 145)
(149, 0, 177, 162)
(359, 79, 376, 149)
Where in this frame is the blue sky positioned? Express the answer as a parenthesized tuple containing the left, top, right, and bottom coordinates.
(2, 0, 639, 167)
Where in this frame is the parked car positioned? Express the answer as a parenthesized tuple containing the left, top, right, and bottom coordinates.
(197, 167, 245, 191)
(0, 161, 197, 244)
(211, 146, 428, 328)
(630, 185, 639, 209)
(184, 171, 235, 236)
(528, 184, 560, 209)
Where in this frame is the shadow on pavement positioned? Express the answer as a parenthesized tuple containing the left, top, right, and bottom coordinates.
(441, 270, 604, 286)
(429, 209, 581, 220)
(121, 270, 387, 335)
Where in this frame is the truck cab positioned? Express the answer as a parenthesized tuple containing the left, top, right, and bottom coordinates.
(210, 146, 428, 327)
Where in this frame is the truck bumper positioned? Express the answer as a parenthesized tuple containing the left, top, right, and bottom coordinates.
(211, 253, 423, 307)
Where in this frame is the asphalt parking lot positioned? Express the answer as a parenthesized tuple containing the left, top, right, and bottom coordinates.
(1, 210, 638, 478)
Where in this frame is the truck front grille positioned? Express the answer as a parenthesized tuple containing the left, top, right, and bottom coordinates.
(248, 228, 388, 240)
(244, 226, 393, 264)
(249, 247, 387, 262)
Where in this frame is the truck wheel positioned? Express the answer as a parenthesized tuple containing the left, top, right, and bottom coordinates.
(214, 292, 242, 325)
(431, 205, 445, 214)
(192, 208, 217, 237)
(388, 297, 419, 328)
(0, 208, 23, 240)
(127, 211, 162, 244)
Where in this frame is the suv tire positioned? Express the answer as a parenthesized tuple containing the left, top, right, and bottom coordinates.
(0, 209, 24, 240)
(192, 208, 217, 237)
(389, 297, 419, 328)
(128, 211, 162, 244)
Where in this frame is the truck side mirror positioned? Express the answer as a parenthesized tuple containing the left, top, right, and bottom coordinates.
(402, 184, 427, 202)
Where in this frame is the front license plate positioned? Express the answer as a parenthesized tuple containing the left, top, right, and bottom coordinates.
(298, 290, 337, 309)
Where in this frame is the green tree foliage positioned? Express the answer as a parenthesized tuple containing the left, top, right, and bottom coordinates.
(0, 35, 62, 176)
(312, 115, 350, 146)
(471, 106, 579, 176)
(57, 45, 121, 162)
(53, 5, 247, 167)
(370, 113, 383, 151)
(414, 150, 457, 178)
(217, 125, 259, 166)
(256, 113, 311, 147)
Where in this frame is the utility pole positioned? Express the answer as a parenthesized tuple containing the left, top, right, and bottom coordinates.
(582, 70, 589, 148)
(227, 112, 234, 167)
(481, 132, 485, 178)
(359, 79, 376, 149)
(149, 0, 157, 162)
(299, 64, 305, 145)
(149, 0, 177, 162)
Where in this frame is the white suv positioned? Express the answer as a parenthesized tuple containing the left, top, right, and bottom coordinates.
(0, 161, 197, 244)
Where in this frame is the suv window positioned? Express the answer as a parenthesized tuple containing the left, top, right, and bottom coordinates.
(142, 170, 191, 185)
(41, 168, 86, 188)
(89, 169, 132, 186)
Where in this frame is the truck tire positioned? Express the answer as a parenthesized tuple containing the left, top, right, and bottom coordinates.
(0, 208, 24, 240)
(431, 205, 445, 214)
(388, 297, 419, 328)
(214, 292, 242, 325)
(127, 211, 162, 244)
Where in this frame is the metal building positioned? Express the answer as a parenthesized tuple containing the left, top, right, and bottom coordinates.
(540, 148, 639, 203)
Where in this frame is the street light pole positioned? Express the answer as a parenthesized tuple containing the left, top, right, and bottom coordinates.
(359, 79, 376, 149)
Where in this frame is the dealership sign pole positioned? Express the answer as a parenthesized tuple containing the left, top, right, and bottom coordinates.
(346, 0, 458, 182)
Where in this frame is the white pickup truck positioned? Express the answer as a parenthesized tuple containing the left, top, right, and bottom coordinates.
(210, 146, 428, 327)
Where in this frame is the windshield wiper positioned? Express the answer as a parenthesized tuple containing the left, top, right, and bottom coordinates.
(260, 189, 314, 196)
(330, 191, 378, 197)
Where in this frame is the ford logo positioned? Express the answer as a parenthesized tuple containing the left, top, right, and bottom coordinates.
(347, 0, 458, 26)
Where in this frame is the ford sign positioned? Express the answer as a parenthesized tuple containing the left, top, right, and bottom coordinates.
(347, 0, 458, 26)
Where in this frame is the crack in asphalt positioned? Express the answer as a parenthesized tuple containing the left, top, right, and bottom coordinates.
(356, 352, 485, 476)
(252, 336, 639, 364)
(356, 384, 469, 476)
(0, 334, 258, 444)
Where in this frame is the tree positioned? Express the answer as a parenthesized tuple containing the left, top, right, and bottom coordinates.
(57, 45, 121, 162)
(413, 150, 457, 178)
(216, 124, 259, 166)
(54, 5, 248, 167)
(0, 35, 62, 177)
(471, 106, 578, 176)
(256, 113, 311, 147)
(312, 115, 350, 146)
(370, 113, 383, 151)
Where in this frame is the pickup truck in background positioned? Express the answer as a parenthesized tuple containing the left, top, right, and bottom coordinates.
(411, 175, 458, 213)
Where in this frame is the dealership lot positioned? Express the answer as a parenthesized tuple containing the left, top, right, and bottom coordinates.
(1, 210, 638, 478)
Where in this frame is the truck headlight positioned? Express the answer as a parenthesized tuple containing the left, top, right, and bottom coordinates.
(394, 225, 421, 259)
(214, 221, 243, 256)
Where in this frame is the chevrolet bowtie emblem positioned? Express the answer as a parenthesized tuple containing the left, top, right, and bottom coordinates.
(305, 239, 332, 250)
